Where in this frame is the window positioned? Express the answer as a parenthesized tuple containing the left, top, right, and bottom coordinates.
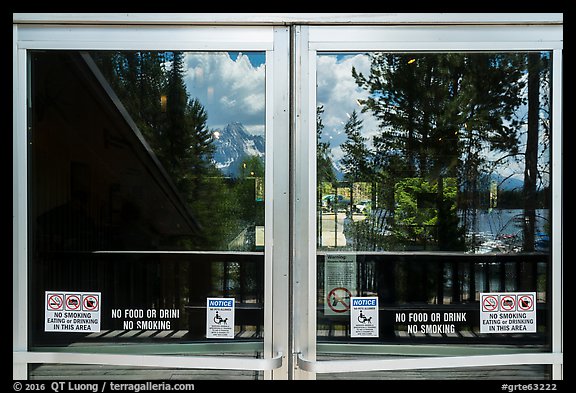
(27, 50, 268, 378)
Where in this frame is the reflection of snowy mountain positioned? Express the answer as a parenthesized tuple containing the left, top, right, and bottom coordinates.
(212, 122, 265, 177)
(333, 160, 525, 191)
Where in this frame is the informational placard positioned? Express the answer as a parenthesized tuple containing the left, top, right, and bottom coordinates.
(393, 310, 468, 335)
(110, 307, 180, 330)
(45, 291, 101, 332)
(324, 254, 357, 315)
(480, 292, 536, 333)
(350, 297, 379, 338)
(206, 297, 235, 339)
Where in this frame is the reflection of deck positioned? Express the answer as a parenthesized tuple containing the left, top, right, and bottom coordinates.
(86, 328, 262, 340)
(316, 301, 547, 345)
(315, 355, 550, 380)
(29, 362, 549, 380)
(29, 362, 262, 380)
(317, 328, 477, 339)
(31, 326, 549, 380)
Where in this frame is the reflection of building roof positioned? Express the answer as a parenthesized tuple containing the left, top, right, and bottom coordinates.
(75, 52, 202, 235)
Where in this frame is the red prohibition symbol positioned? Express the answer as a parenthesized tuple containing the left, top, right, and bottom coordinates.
(327, 287, 352, 313)
(65, 294, 81, 311)
(47, 294, 64, 311)
(482, 295, 498, 312)
(518, 295, 534, 311)
(500, 295, 516, 311)
(83, 295, 100, 311)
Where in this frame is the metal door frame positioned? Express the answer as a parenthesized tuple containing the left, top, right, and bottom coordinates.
(13, 22, 290, 380)
(13, 13, 563, 381)
(292, 23, 563, 380)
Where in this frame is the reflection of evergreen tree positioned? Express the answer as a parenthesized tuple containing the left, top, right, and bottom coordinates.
(456, 54, 525, 235)
(92, 51, 227, 248)
(340, 110, 373, 183)
(161, 52, 194, 194)
(352, 53, 525, 250)
(95, 51, 166, 147)
(161, 53, 233, 249)
(239, 155, 264, 179)
(523, 53, 548, 252)
(316, 105, 336, 184)
(89, 51, 266, 322)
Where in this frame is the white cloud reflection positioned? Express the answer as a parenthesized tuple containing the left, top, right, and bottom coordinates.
(181, 51, 547, 188)
(316, 53, 378, 164)
(183, 52, 375, 145)
(184, 52, 266, 135)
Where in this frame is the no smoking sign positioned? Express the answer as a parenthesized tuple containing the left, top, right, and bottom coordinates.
(45, 291, 101, 333)
(47, 294, 64, 311)
(480, 292, 536, 334)
(327, 287, 351, 313)
(482, 295, 498, 312)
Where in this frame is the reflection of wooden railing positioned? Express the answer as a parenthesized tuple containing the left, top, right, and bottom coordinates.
(317, 252, 550, 344)
(33, 251, 265, 346)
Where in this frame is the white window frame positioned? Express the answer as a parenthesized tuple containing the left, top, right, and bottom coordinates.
(292, 24, 563, 380)
(12, 23, 290, 380)
(13, 13, 563, 381)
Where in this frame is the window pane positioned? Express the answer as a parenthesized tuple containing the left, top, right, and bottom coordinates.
(29, 362, 263, 380)
(316, 52, 552, 352)
(317, 357, 551, 380)
(28, 51, 266, 352)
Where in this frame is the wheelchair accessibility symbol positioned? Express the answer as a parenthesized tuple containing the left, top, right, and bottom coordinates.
(350, 296, 379, 338)
(357, 311, 373, 324)
(213, 311, 228, 325)
(206, 297, 235, 339)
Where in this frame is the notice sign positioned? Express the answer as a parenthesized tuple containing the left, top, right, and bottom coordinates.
(324, 254, 357, 315)
(480, 292, 536, 333)
(45, 291, 101, 332)
(206, 298, 235, 339)
(350, 297, 379, 338)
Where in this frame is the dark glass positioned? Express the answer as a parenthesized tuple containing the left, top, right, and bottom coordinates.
(317, 361, 551, 380)
(317, 254, 549, 346)
(28, 51, 266, 349)
(29, 364, 263, 380)
(316, 52, 552, 350)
